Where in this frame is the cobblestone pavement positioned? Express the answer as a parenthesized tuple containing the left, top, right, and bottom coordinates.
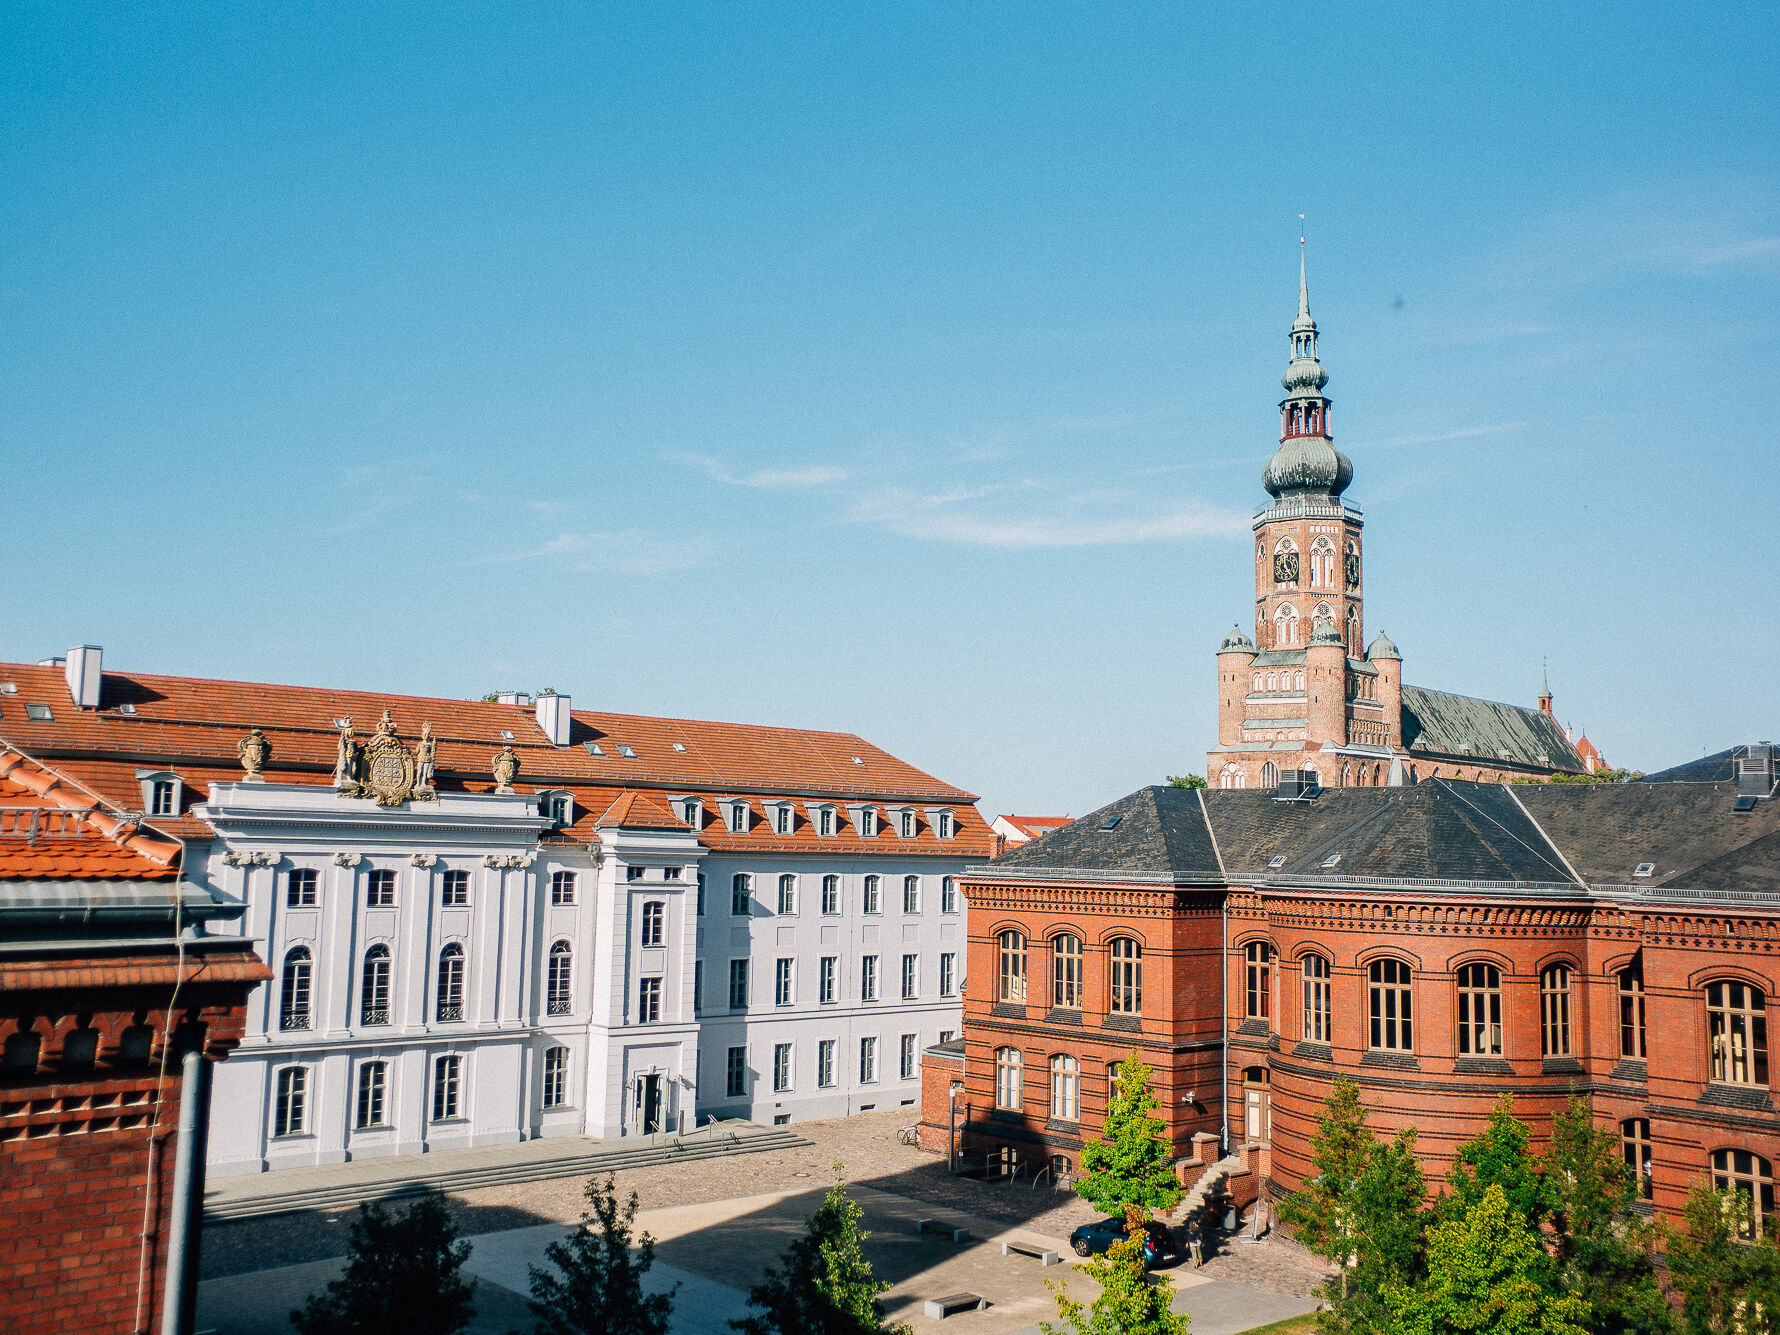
(202, 1109, 1331, 1307)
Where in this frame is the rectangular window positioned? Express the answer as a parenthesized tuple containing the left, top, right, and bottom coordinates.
(542, 1046, 568, 1109)
(728, 803, 748, 833)
(693, 960, 703, 1016)
(1456, 963, 1502, 1056)
(861, 955, 879, 1002)
(638, 977, 662, 1023)
(366, 868, 396, 907)
(664, 866, 682, 880)
(900, 810, 915, 838)
(821, 875, 840, 915)
(777, 875, 797, 914)
(863, 876, 881, 914)
(626, 865, 645, 882)
(900, 1034, 917, 1080)
(859, 807, 877, 837)
(773, 1043, 793, 1092)
(775, 806, 792, 835)
(941, 877, 958, 914)
(431, 1055, 462, 1121)
(937, 810, 953, 839)
(441, 869, 470, 907)
(696, 872, 706, 916)
(355, 1062, 387, 1130)
(818, 1039, 836, 1087)
(286, 868, 318, 907)
(274, 1067, 307, 1137)
(775, 958, 794, 1006)
(939, 953, 957, 998)
(939, 1029, 955, 1045)
(819, 956, 838, 1004)
(1302, 955, 1332, 1044)
(150, 779, 177, 816)
(1541, 965, 1573, 1057)
(731, 874, 751, 916)
(1708, 981, 1769, 1086)
(726, 1046, 747, 1098)
(903, 876, 920, 914)
(819, 808, 834, 836)
(902, 954, 919, 1000)
(859, 1036, 878, 1084)
(729, 959, 749, 1010)
(641, 901, 665, 947)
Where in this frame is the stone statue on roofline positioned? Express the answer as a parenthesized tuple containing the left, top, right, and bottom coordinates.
(414, 722, 438, 796)
(333, 717, 363, 794)
(237, 728, 271, 780)
(492, 745, 519, 795)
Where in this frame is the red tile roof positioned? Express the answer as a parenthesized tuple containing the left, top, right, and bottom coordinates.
(594, 791, 688, 830)
(0, 747, 181, 880)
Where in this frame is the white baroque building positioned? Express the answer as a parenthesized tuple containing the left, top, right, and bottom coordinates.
(0, 647, 991, 1175)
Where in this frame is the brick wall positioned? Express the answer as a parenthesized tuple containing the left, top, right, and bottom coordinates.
(916, 1046, 963, 1156)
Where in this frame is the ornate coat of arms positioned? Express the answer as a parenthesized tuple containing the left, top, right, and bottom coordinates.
(361, 712, 417, 806)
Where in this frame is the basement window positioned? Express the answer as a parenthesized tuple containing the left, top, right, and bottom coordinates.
(1633, 862, 1655, 879)
(1320, 853, 1342, 869)
(25, 704, 51, 721)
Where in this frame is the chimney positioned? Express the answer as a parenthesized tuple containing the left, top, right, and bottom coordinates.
(65, 645, 102, 709)
(536, 692, 572, 746)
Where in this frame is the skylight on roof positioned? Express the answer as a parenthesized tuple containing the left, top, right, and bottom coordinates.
(0, 683, 16, 695)
(1633, 862, 1655, 878)
(585, 742, 605, 755)
(117, 702, 136, 715)
(672, 742, 686, 752)
(1735, 795, 1759, 814)
(1320, 852, 1342, 869)
(332, 717, 349, 727)
(500, 730, 515, 742)
(1100, 815, 1122, 830)
(1267, 855, 1286, 870)
(25, 704, 51, 721)
(851, 756, 864, 765)
(617, 744, 637, 758)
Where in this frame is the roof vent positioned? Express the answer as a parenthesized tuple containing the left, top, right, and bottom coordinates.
(1736, 743, 1777, 800)
(1100, 815, 1122, 831)
(493, 691, 533, 707)
(1274, 770, 1323, 802)
(1320, 852, 1342, 869)
(1633, 862, 1655, 878)
(1267, 855, 1287, 870)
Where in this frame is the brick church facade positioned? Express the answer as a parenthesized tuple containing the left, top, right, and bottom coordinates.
(922, 263, 1780, 1236)
(1208, 250, 1582, 790)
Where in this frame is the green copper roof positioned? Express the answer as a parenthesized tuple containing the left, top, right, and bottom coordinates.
(1219, 625, 1255, 652)
(1400, 684, 1584, 773)
(1366, 631, 1401, 661)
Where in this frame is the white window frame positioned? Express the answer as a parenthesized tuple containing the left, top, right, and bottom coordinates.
(773, 1042, 793, 1092)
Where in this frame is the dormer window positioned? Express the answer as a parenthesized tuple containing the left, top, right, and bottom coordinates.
(855, 806, 878, 838)
(890, 807, 916, 839)
(727, 801, 750, 834)
(540, 792, 573, 827)
(933, 809, 954, 839)
(679, 797, 703, 828)
(820, 807, 834, 836)
(136, 770, 183, 819)
(774, 804, 793, 836)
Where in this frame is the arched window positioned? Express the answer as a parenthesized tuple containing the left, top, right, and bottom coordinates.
(360, 945, 391, 1026)
(547, 941, 573, 1016)
(1245, 941, 1272, 1021)
(3, 1027, 41, 1073)
(1708, 981, 1769, 1086)
(1622, 1119, 1653, 1199)
(1261, 761, 1278, 788)
(1540, 964, 1573, 1057)
(1109, 938, 1142, 1015)
(1340, 762, 1351, 787)
(1266, 672, 1277, 693)
(1252, 673, 1263, 692)
(1368, 959, 1413, 1051)
(1052, 934, 1083, 1010)
(1294, 669, 1305, 691)
(1301, 954, 1331, 1043)
(1713, 1149, 1776, 1240)
(1456, 963, 1502, 1056)
(998, 931, 1028, 1004)
(1347, 606, 1361, 655)
(280, 947, 313, 1031)
(1618, 962, 1647, 1059)
(1274, 603, 1299, 648)
(61, 1023, 98, 1068)
(994, 1047, 1023, 1110)
(436, 943, 466, 1022)
(1050, 1055, 1079, 1122)
(1310, 537, 1335, 588)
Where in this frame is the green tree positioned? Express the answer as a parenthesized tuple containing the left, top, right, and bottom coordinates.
(1665, 1183, 1780, 1335)
(525, 1174, 675, 1335)
(1545, 1097, 1673, 1335)
(1165, 774, 1207, 789)
(1335, 1128, 1430, 1335)
(1042, 1221, 1191, 1335)
(1444, 1094, 1547, 1231)
(731, 1164, 910, 1335)
(290, 1191, 475, 1335)
(1277, 1075, 1373, 1302)
(1381, 1184, 1589, 1335)
(1076, 1052, 1183, 1216)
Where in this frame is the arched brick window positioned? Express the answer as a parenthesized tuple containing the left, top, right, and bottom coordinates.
(1541, 965, 1574, 1057)
(1050, 1054, 1079, 1122)
(1051, 934, 1083, 1009)
(1457, 963, 1502, 1056)
(1109, 938, 1142, 1015)
(1261, 761, 1277, 788)
(998, 931, 1028, 1004)
(1368, 959, 1413, 1051)
(1245, 942, 1272, 1022)
(1713, 1148, 1776, 1240)
(994, 1047, 1022, 1110)
(1708, 981, 1769, 1087)
(1301, 954, 1331, 1043)
(1618, 962, 1647, 1059)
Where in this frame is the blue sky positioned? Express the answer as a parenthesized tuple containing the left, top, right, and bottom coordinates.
(4, 5, 1776, 817)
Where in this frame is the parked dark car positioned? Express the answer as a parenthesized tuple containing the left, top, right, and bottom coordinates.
(1067, 1217, 1181, 1268)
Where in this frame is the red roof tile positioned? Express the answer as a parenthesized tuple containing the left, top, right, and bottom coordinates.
(0, 748, 180, 880)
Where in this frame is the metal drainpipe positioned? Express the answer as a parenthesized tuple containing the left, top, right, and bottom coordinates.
(1220, 898, 1231, 1156)
(159, 1047, 209, 1335)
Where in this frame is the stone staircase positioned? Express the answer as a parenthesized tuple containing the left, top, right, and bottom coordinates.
(204, 1123, 811, 1222)
(1175, 1152, 1243, 1223)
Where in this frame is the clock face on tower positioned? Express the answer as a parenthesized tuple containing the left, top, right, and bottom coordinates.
(1345, 553, 1360, 588)
(1274, 552, 1300, 584)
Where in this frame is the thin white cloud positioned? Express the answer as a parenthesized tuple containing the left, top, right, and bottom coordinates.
(666, 451, 848, 488)
(846, 487, 1247, 549)
(1349, 422, 1528, 451)
(486, 530, 712, 576)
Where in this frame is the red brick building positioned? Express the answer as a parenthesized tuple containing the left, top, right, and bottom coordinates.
(0, 741, 266, 1335)
(927, 765, 1780, 1230)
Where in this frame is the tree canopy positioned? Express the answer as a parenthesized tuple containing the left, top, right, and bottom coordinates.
(525, 1174, 675, 1335)
(290, 1191, 475, 1335)
(1076, 1052, 1183, 1216)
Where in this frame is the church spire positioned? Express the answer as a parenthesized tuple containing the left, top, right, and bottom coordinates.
(1298, 224, 1310, 322)
(1262, 230, 1350, 500)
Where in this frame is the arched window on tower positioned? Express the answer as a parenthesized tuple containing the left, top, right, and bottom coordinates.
(1347, 606, 1362, 656)
(1310, 537, 1335, 588)
(1261, 761, 1277, 788)
(1274, 604, 1299, 648)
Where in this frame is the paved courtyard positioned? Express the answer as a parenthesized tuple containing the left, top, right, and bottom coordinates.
(198, 1110, 1327, 1335)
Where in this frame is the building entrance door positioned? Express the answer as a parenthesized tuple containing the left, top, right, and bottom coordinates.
(1242, 1066, 1271, 1144)
(636, 1073, 664, 1135)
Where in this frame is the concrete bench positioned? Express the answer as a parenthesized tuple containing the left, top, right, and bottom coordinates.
(916, 1218, 971, 1243)
(1001, 1240, 1061, 1265)
(923, 1292, 989, 1319)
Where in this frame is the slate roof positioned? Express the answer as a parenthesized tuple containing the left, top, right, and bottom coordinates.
(1641, 747, 1762, 785)
(1400, 685, 1584, 773)
(982, 778, 1780, 901)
